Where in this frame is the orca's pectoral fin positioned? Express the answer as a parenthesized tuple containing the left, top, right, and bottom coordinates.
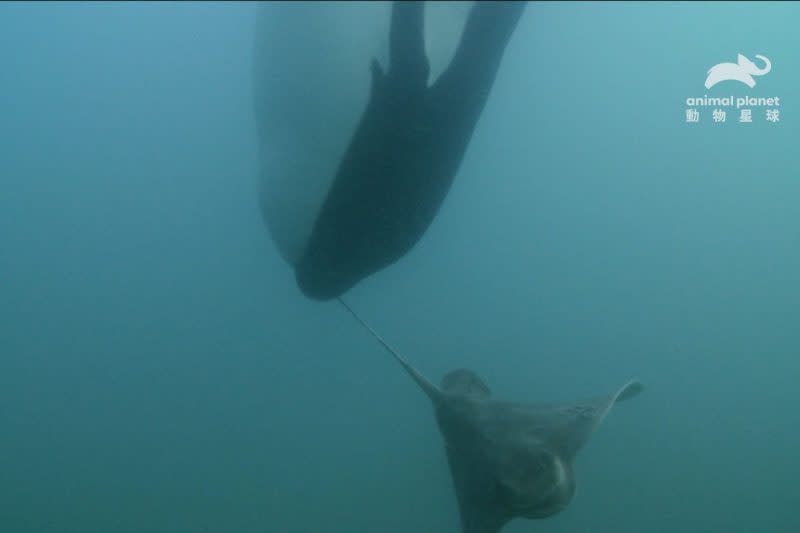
(389, 0, 430, 87)
(432, 1, 527, 119)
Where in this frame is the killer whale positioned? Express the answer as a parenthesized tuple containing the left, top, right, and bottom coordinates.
(254, 1, 526, 299)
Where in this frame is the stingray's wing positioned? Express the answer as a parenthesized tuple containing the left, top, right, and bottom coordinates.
(444, 441, 512, 533)
(435, 372, 508, 533)
(544, 380, 643, 460)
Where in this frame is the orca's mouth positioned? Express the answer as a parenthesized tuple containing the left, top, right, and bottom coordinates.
(294, 251, 360, 301)
(295, 264, 347, 301)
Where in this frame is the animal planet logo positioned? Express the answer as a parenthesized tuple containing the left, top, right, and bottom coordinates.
(705, 54, 771, 89)
(686, 53, 780, 124)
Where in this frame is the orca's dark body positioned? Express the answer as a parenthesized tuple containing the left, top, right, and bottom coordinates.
(294, 1, 527, 299)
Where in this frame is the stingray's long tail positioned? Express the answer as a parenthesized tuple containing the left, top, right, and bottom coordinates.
(336, 297, 440, 400)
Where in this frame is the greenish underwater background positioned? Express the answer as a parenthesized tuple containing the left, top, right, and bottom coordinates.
(1, 2, 798, 532)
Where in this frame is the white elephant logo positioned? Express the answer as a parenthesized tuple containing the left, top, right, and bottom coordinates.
(704, 53, 772, 89)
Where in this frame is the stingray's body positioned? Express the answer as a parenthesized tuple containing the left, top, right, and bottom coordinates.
(434, 371, 642, 532)
(339, 301, 643, 533)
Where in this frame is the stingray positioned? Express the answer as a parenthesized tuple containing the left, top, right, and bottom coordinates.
(254, 2, 527, 300)
(339, 299, 643, 533)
